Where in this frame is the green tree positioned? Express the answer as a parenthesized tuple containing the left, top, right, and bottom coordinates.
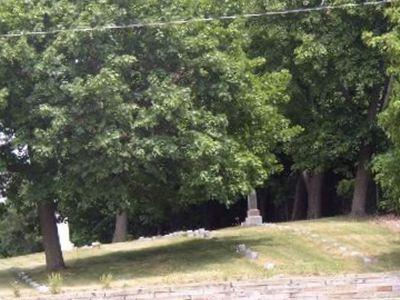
(0, 204, 42, 257)
(370, 3, 400, 213)
(249, 0, 390, 218)
(0, 0, 296, 269)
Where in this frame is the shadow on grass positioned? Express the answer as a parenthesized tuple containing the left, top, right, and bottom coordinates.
(372, 241, 400, 272)
(2, 235, 275, 286)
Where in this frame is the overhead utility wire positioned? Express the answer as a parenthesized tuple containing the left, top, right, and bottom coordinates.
(0, 0, 392, 38)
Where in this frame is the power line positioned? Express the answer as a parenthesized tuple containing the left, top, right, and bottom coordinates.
(0, 0, 392, 38)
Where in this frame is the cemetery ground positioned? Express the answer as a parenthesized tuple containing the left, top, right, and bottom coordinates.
(0, 217, 400, 298)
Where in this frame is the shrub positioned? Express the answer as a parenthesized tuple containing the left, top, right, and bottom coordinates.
(47, 273, 63, 294)
(99, 273, 113, 289)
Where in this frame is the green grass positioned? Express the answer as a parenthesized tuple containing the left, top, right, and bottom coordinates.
(0, 217, 399, 298)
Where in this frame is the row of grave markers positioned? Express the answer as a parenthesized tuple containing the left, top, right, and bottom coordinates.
(57, 190, 263, 251)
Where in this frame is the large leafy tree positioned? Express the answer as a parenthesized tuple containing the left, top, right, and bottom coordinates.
(370, 3, 400, 213)
(250, 0, 390, 218)
(0, 0, 295, 270)
(0, 0, 81, 270)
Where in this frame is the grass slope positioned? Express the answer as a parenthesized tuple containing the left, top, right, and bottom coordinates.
(0, 217, 399, 297)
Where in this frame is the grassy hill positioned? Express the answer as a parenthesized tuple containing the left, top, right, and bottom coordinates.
(0, 217, 399, 298)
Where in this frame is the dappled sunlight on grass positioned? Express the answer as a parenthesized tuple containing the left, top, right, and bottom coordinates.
(0, 217, 400, 297)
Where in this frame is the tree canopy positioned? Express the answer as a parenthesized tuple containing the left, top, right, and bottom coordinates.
(0, 0, 399, 270)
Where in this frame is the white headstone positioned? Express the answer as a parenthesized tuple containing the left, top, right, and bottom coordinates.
(56, 218, 74, 252)
(264, 262, 275, 270)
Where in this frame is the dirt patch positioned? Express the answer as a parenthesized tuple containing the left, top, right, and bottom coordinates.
(371, 214, 400, 232)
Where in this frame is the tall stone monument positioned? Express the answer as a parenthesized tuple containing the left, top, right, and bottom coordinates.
(56, 217, 75, 251)
(244, 190, 263, 226)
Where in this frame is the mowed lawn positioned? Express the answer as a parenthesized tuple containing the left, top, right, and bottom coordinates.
(0, 217, 399, 298)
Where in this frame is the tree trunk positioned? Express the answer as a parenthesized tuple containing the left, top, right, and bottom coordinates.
(112, 210, 128, 243)
(292, 173, 307, 220)
(350, 95, 377, 217)
(351, 75, 394, 217)
(304, 171, 324, 219)
(351, 146, 371, 217)
(38, 202, 66, 271)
